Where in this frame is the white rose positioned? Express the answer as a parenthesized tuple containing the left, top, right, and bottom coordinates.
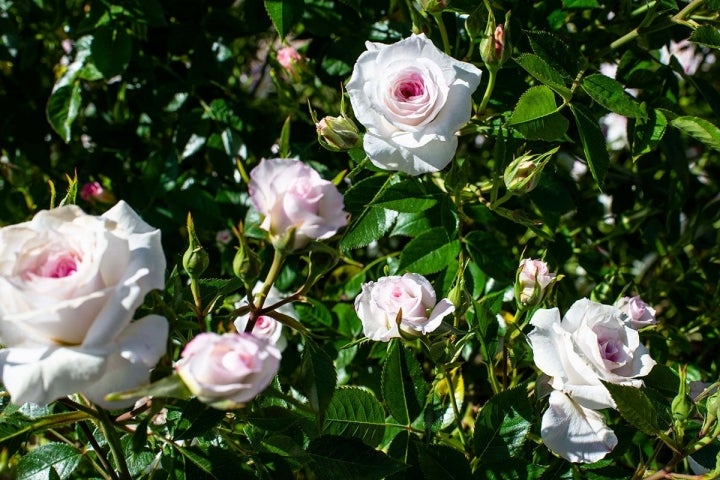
(234, 282, 295, 351)
(354, 273, 455, 342)
(0, 201, 168, 407)
(175, 332, 281, 410)
(346, 33, 482, 175)
(528, 298, 656, 462)
(248, 158, 349, 250)
(615, 295, 656, 329)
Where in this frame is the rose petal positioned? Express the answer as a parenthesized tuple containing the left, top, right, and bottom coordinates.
(541, 390, 618, 463)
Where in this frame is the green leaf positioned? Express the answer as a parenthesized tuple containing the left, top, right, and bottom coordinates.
(464, 231, 516, 282)
(562, 0, 600, 7)
(525, 30, 579, 78)
(341, 206, 398, 250)
(506, 86, 569, 140)
(514, 53, 572, 99)
(264, 0, 303, 39)
(307, 435, 407, 479)
(690, 25, 720, 50)
(602, 382, 661, 435)
(632, 108, 667, 159)
(581, 74, 645, 118)
(323, 387, 386, 446)
(570, 103, 610, 188)
(46, 82, 82, 143)
(16, 442, 81, 480)
(172, 400, 226, 441)
(301, 339, 337, 415)
(382, 340, 426, 425)
(396, 227, 460, 275)
(417, 444, 472, 480)
(371, 179, 438, 213)
(473, 387, 532, 464)
(670, 115, 720, 152)
(90, 26, 133, 78)
(705, 0, 720, 11)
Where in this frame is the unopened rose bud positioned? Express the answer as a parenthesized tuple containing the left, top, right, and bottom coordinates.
(480, 10, 512, 70)
(80, 181, 116, 204)
(615, 295, 657, 329)
(316, 114, 361, 152)
(515, 258, 557, 308)
(276, 46, 306, 82)
(232, 236, 261, 288)
(504, 146, 558, 195)
(420, 0, 450, 14)
(183, 213, 209, 279)
(672, 366, 695, 439)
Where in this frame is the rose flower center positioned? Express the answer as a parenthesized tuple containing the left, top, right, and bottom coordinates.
(394, 72, 425, 101)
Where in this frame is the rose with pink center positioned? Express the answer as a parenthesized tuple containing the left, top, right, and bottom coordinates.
(248, 158, 348, 250)
(0, 202, 168, 407)
(347, 33, 482, 175)
(354, 273, 455, 342)
(528, 298, 655, 462)
(234, 282, 295, 351)
(176, 332, 281, 410)
(615, 295, 657, 329)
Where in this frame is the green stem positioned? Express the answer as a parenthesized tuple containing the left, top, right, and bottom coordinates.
(433, 12, 452, 55)
(478, 68, 497, 115)
(96, 407, 132, 480)
(444, 371, 471, 453)
(245, 248, 286, 333)
(78, 422, 117, 480)
(672, 0, 704, 24)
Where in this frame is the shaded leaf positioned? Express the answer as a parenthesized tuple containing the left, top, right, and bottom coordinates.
(473, 387, 532, 464)
(301, 339, 337, 415)
(307, 435, 407, 480)
(46, 83, 82, 143)
(16, 442, 81, 480)
(690, 25, 720, 50)
(632, 108, 667, 159)
(418, 444, 472, 480)
(382, 340, 426, 425)
(514, 53, 571, 99)
(264, 0, 303, 39)
(91, 25, 133, 78)
(570, 103, 610, 187)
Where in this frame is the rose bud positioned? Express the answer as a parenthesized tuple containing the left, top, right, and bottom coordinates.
(503, 146, 557, 195)
(80, 181, 116, 204)
(316, 114, 361, 152)
(480, 10, 512, 71)
(182, 213, 209, 279)
(615, 295, 656, 329)
(515, 258, 557, 308)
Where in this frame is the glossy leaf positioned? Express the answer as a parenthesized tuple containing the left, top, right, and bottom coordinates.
(690, 25, 720, 50)
(506, 86, 569, 140)
(670, 115, 720, 152)
(307, 435, 407, 480)
(418, 444, 472, 480)
(603, 382, 661, 435)
(632, 109, 667, 159)
(382, 340, 425, 425)
(301, 339, 337, 415)
(371, 179, 438, 213)
(264, 0, 303, 39)
(514, 53, 571, 99)
(323, 387, 386, 446)
(396, 227, 460, 275)
(581, 74, 645, 118)
(16, 442, 81, 480)
(46, 83, 82, 143)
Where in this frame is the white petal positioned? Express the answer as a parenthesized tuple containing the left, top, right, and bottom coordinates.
(541, 390, 618, 463)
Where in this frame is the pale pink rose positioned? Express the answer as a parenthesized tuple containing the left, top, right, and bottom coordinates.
(175, 332, 281, 410)
(516, 259, 556, 307)
(528, 298, 656, 462)
(615, 295, 656, 329)
(659, 39, 715, 75)
(234, 282, 295, 351)
(346, 34, 482, 175)
(276, 46, 303, 69)
(0, 201, 168, 407)
(354, 273, 455, 342)
(248, 158, 348, 250)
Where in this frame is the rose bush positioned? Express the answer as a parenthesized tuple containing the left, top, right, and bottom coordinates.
(354, 273, 454, 341)
(528, 298, 656, 462)
(346, 33, 482, 175)
(0, 201, 168, 407)
(248, 158, 349, 250)
(175, 332, 281, 410)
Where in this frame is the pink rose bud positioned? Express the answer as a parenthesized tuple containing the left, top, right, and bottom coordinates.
(480, 11, 512, 70)
(80, 181, 116, 204)
(175, 332, 281, 410)
(516, 258, 557, 307)
(615, 295, 657, 329)
(248, 158, 349, 250)
(277, 46, 303, 70)
(354, 273, 455, 342)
